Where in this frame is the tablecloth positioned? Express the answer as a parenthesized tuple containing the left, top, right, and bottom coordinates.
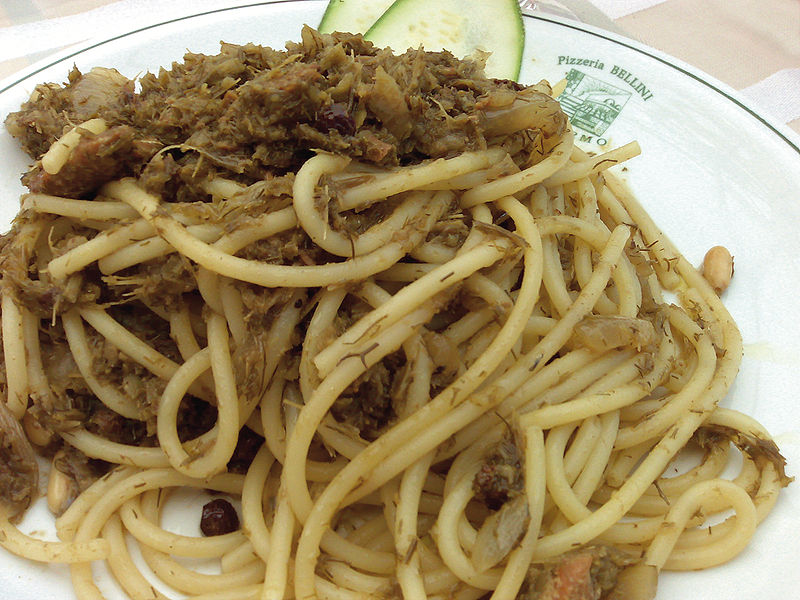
(0, 0, 798, 134)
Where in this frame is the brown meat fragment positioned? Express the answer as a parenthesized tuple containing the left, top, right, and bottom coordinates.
(4, 66, 134, 158)
(6, 26, 566, 193)
(473, 437, 523, 510)
(0, 401, 38, 520)
(23, 125, 137, 197)
(695, 424, 794, 488)
(331, 350, 405, 440)
(519, 546, 635, 600)
(226, 427, 265, 474)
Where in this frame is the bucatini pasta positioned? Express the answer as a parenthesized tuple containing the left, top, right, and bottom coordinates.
(0, 27, 791, 600)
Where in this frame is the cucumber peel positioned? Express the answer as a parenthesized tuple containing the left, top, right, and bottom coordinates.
(365, 0, 523, 80)
(319, 0, 396, 34)
(318, 0, 524, 80)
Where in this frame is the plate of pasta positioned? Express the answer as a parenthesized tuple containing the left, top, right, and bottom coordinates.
(0, 2, 798, 600)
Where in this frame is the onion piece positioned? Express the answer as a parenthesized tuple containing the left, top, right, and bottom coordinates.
(571, 315, 656, 353)
(471, 494, 529, 572)
(483, 94, 566, 138)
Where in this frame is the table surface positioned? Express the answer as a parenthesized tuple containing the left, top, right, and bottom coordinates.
(0, 0, 798, 135)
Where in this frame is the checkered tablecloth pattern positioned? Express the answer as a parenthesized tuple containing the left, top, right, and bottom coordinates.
(1, 0, 798, 134)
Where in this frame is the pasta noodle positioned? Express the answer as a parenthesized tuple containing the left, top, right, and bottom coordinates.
(0, 29, 792, 600)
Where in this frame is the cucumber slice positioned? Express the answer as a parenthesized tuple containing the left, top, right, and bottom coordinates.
(319, 0, 396, 34)
(364, 0, 524, 80)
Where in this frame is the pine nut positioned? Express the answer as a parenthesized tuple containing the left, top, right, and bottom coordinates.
(702, 246, 733, 295)
(22, 411, 54, 447)
(47, 453, 78, 516)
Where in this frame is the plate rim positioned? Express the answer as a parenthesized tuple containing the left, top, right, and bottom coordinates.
(0, 3, 797, 599)
(521, 11, 800, 156)
(1, 0, 798, 158)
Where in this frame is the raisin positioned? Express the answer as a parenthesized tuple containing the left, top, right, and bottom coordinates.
(315, 103, 355, 136)
(491, 78, 525, 91)
(200, 498, 240, 536)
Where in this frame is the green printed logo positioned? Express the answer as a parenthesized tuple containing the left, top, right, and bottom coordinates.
(559, 69, 631, 136)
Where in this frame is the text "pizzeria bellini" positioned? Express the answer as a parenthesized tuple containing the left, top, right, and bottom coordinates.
(557, 55, 655, 101)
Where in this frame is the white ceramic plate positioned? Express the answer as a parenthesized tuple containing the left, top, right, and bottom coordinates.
(1, 2, 798, 598)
